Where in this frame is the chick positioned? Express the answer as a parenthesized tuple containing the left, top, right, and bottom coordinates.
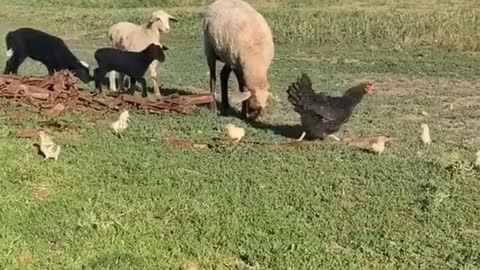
(224, 124, 245, 143)
(38, 131, 61, 161)
(475, 151, 480, 169)
(370, 136, 397, 155)
(111, 110, 130, 134)
(421, 123, 432, 145)
(345, 136, 397, 155)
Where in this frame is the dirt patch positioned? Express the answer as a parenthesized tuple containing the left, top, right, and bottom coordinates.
(10, 111, 36, 122)
(32, 183, 53, 202)
(16, 128, 39, 138)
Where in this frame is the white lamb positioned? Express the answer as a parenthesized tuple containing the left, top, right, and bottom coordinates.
(203, 0, 275, 120)
(108, 10, 176, 97)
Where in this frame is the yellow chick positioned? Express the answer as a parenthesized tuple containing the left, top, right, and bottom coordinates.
(111, 110, 130, 134)
(475, 151, 480, 169)
(370, 136, 397, 155)
(224, 124, 245, 143)
(38, 131, 61, 161)
(421, 124, 432, 145)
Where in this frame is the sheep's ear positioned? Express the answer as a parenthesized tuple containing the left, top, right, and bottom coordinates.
(161, 45, 169, 51)
(169, 16, 178, 23)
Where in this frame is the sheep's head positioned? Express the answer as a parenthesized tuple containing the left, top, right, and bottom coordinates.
(73, 60, 93, 83)
(148, 10, 177, 33)
(245, 84, 271, 120)
(145, 43, 167, 63)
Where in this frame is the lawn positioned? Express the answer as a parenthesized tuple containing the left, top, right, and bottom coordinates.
(0, 0, 479, 269)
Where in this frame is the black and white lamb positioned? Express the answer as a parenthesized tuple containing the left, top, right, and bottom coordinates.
(3, 27, 92, 83)
(93, 43, 167, 97)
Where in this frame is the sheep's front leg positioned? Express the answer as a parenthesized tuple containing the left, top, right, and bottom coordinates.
(149, 60, 161, 98)
(207, 57, 217, 113)
(220, 64, 232, 115)
(139, 78, 147, 98)
(233, 69, 247, 120)
(4, 54, 26, 75)
(108, 71, 117, 92)
(94, 68, 106, 95)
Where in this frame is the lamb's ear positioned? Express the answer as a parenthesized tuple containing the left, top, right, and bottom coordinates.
(161, 45, 169, 51)
(169, 16, 178, 23)
(80, 60, 89, 69)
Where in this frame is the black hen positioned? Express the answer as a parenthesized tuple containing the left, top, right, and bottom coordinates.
(287, 73, 374, 140)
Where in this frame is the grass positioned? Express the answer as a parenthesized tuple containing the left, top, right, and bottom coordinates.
(0, 0, 480, 269)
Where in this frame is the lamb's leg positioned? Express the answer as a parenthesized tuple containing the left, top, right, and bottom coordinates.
(149, 60, 161, 97)
(125, 77, 135, 95)
(3, 54, 26, 75)
(118, 73, 126, 92)
(108, 71, 118, 92)
(233, 69, 247, 120)
(207, 57, 217, 113)
(139, 78, 147, 98)
(94, 68, 105, 94)
(220, 64, 232, 115)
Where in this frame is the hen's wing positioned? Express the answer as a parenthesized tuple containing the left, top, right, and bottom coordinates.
(287, 73, 348, 121)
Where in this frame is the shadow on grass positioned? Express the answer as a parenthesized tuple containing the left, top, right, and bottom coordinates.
(248, 121, 302, 139)
(88, 253, 143, 269)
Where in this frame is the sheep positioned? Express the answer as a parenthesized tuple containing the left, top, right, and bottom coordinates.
(203, 0, 275, 120)
(107, 10, 177, 96)
(3, 27, 92, 83)
(93, 43, 167, 97)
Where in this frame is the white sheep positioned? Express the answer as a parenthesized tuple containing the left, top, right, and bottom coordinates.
(203, 0, 274, 120)
(107, 10, 176, 96)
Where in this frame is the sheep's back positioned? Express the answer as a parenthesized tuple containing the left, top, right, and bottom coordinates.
(108, 22, 158, 52)
(203, 0, 274, 68)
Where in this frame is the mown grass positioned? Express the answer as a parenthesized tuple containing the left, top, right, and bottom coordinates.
(0, 0, 479, 51)
(0, 1, 480, 269)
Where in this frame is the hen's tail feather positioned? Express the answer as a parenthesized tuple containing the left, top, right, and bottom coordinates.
(287, 73, 315, 109)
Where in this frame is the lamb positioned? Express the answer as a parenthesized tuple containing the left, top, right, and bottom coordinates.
(107, 10, 177, 96)
(93, 43, 167, 97)
(203, 0, 275, 120)
(3, 27, 92, 83)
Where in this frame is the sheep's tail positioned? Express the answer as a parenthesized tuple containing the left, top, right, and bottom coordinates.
(286, 73, 315, 111)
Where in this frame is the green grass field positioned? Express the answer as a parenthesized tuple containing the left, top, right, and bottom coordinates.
(0, 0, 480, 269)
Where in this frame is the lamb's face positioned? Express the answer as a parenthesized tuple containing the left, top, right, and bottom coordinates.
(73, 63, 93, 83)
(150, 11, 177, 33)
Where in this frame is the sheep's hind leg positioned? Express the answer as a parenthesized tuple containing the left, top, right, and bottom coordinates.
(220, 64, 232, 115)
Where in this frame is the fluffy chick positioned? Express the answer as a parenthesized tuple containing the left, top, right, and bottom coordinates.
(421, 124, 432, 145)
(370, 136, 397, 155)
(38, 131, 61, 161)
(224, 124, 245, 143)
(111, 110, 130, 134)
(344, 136, 397, 155)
